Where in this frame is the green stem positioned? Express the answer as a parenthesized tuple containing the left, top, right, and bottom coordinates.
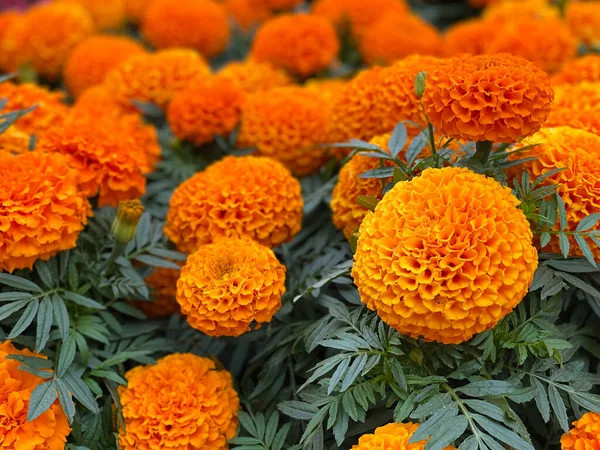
(104, 241, 127, 274)
(475, 141, 494, 165)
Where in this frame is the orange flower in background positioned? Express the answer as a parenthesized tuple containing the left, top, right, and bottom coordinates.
(0, 11, 22, 72)
(72, 85, 132, 118)
(352, 422, 456, 450)
(177, 238, 286, 336)
(215, 59, 293, 93)
(352, 167, 538, 344)
(304, 78, 348, 104)
(0, 341, 71, 449)
(56, 0, 125, 30)
(0, 152, 90, 272)
(103, 49, 211, 110)
(483, 0, 558, 22)
(142, 0, 230, 59)
(237, 87, 330, 176)
(0, 82, 68, 135)
(118, 353, 239, 450)
(359, 13, 442, 66)
(0, 127, 30, 156)
(167, 77, 246, 146)
(552, 82, 600, 110)
(566, 1, 600, 48)
(259, 0, 303, 11)
(165, 156, 303, 253)
(63, 35, 145, 98)
(561, 412, 600, 450)
(443, 18, 496, 56)
(130, 266, 182, 318)
(250, 13, 340, 77)
(123, 0, 149, 24)
(224, 0, 270, 31)
(552, 55, 600, 85)
(422, 54, 553, 143)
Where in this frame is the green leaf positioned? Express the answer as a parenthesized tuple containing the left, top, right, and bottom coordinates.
(356, 195, 380, 211)
(463, 400, 505, 422)
(425, 415, 468, 450)
(35, 260, 55, 288)
(405, 131, 428, 166)
(394, 392, 416, 422)
(0, 292, 32, 302)
(555, 271, 600, 298)
(456, 380, 512, 397)
(539, 232, 551, 248)
(8, 298, 39, 339)
(52, 294, 69, 342)
(558, 233, 570, 258)
(546, 259, 598, 273)
(548, 385, 569, 432)
(556, 194, 567, 230)
(388, 122, 408, 157)
(278, 401, 317, 420)
(62, 369, 99, 414)
(357, 167, 396, 179)
(63, 292, 105, 310)
(574, 235, 597, 267)
(35, 297, 53, 352)
(340, 353, 367, 392)
(328, 355, 350, 393)
(472, 415, 534, 450)
(576, 212, 600, 232)
(0, 273, 43, 292)
(409, 403, 458, 444)
(56, 379, 76, 423)
(411, 393, 452, 419)
(341, 391, 359, 421)
(27, 379, 57, 422)
(134, 254, 181, 270)
(57, 334, 77, 378)
(0, 298, 31, 321)
(389, 358, 407, 392)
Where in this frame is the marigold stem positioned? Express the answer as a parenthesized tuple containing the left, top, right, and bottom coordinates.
(475, 140, 493, 165)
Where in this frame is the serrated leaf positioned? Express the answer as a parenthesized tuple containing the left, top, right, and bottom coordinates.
(472, 415, 533, 450)
(35, 260, 55, 288)
(57, 335, 77, 378)
(555, 271, 600, 298)
(134, 254, 182, 270)
(278, 401, 317, 420)
(548, 385, 569, 432)
(340, 353, 367, 392)
(0, 273, 43, 292)
(388, 122, 408, 157)
(56, 379, 76, 423)
(51, 294, 69, 341)
(356, 195, 380, 211)
(35, 297, 53, 352)
(63, 292, 105, 310)
(357, 167, 396, 179)
(456, 380, 512, 397)
(574, 235, 597, 267)
(540, 232, 551, 248)
(405, 131, 428, 166)
(409, 403, 458, 443)
(0, 292, 32, 302)
(558, 233, 570, 258)
(556, 194, 567, 230)
(425, 415, 468, 450)
(546, 259, 598, 273)
(8, 298, 39, 338)
(62, 369, 99, 414)
(27, 379, 57, 422)
(0, 298, 31, 321)
(576, 213, 600, 232)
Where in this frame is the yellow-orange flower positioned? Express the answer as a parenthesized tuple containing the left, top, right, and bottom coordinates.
(72, 85, 132, 118)
(165, 156, 303, 252)
(0, 341, 71, 449)
(237, 87, 330, 176)
(103, 49, 211, 110)
(36, 116, 150, 207)
(422, 54, 553, 143)
(223, 0, 270, 31)
(177, 238, 285, 336)
(258, 0, 302, 11)
(167, 77, 246, 146)
(118, 353, 239, 450)
(552, 55, 600, 85)
(123, 0, 149, 24)
(443, 18, 496, 56)
(0, 11, 22, 73)
(0, 127, 30, 156)
(0, 152, 89, 272)
(359, 13, 442, 66)
(56, 0, 125, 30)
(304, 78, 348, 104)
(566, 1, 600, 48)
(545, 108, 600, 137)
(63, 35, 145, 98)
(352, 422, 456, 450)
(215, 59, 293, 93)
(561, 412, 600, 450)
(483, 0, 558, 22)
(130, 266, 182, 318)
(0, 82, 68, 136)
(250, 13, 340, 78)
(142, 0, 229, 59)
(352, 166, 538, 344)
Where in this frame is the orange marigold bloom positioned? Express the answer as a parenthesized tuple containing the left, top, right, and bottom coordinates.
(224, 0, 270, 31)
(215, 59, 292, 93)
(304, 78, 348, 104)
(167, 77, 246, 146)
(0, 127, 30, 156)
(352, 422, 456, 450)
(72, 85, 132, 118)
(552, 82, 600, 110)
(56, 0, 125, 30)
(259, 0, 303, 11)
(0, 341, 71, 449)
(142, 0, 229, 59)
(443, 18, 496, 57)
(250, 13, 340, 78)
(483, 0, 558, 22)
(123, 0, 149, 24)
(561, 412, 600, 450)
(422, 54, 553, 143)
(359, 13, 442, 66)
(237, 87, 329, 176)
(566, 1, 600, 48)
(545, 108, 600, 137)
(103, 49, 211, 110)
(118, 353, 239, 450)
(352, 166, 538, 344)
(165, 156, 303, 252)
(177, 238, 285, 336)
(0, 11, 22, 72)
(130, 266, 182, 318)
(0, 152, 89, 272)
(552, 55, 600, 85)
(64, 35, 145, 98)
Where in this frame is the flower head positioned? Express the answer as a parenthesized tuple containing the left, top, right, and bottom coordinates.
(142, 0, 229, 58)
(224, 0, 270, 31)
(215, 59, 292, 93)
(0, 11, 23, 72)
(0, 126, 30, 156)
(352, 166, 538, 344)
(103, 49, 211, 110)
(118, 353, 239, 450)
(552, 55, 600, 85)
(352, 422, 456, 450)
(443, 18, 496, 56)
(422, 54, 554, 143)
(0, 341, 71, 449)
(0, 152, 89, 272)
(304, 78, 348, 104)
(124, 0, 149, 24)
(112, 199, 144, 244)
(566, 1, 600, 48)
(167, 77, 246, 146)
(483, 0, 558, 22)
(561, 412, 600, 450)
(64, 35, 145, 98)
(177, 238, 285, 336)
(56, 0, 125, 30)
(250, 13, 339, 77)
(237, 87, 330, 176)
(165, 156, 303, 252)
(130, 266, 182, 318)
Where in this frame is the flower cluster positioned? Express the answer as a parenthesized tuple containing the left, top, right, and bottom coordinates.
(566, 1, 600, 48)
(215, 59, 292, 93)
(552, 55, 600, 85)
(351, 422, 455, 450)
(561, 412, 600, 450)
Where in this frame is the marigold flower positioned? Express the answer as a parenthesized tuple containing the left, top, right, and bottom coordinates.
(552, 82, 600, 111)
(545, 108, 600, 137)
(224, 0, 270, 31)
(177, 238, 285, 336)
(552, 55, 600, 85)
(165, 156, 303, 252)
(72, 85, 131, 118)
(237, 87, 329, 176)
(142, 0, 229, 59)
(359, 13, 442, 65)
(118, 353, 239, 450)
(215, 59, 292, 93)
(561, 412, 600, 450)
(0, 341, 71, 449)
(352, 422, 456, 450)
(304, 78, 348, 104)
(56, 0, 125, 30)
(123, 0, 148, 24)
(167, 77, 246, 146)
(0, 11, 22, 72)
(443, 18, 496, 56)
(422, 54, 553, 143)
(130, 266, 182, 318)
(259, 0, 302, 11)
(0, 126, 30, 156)
(250, 13, 340, 78)
(103, 49, 211, 110)
(63, 35, 145, 98)
(0, 152, 90, 272)
(352, 166, 538, 344)
(483, 0, 558, 22)
(111, 199, 144, 244)
(566, 1, 600, 48)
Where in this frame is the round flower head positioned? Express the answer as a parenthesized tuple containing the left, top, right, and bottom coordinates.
(483, 0, 558, 23)
(177, 238, 286, 336)
(0, 341, 71, 449)
(215, 59, 292, 93)
(552, 82, 600, 111)
(0, 11, 22, 72)
(566, 1, 600, 48)
(359, 13, 441, 66)
(64, 35, 145, 98)
(118, 353, 239, 450)
(224, 0, 270, 31)
(0, 152, 90, 272)
(259, 0, 302, 11)
(72, 85, 133, 118)
(553, 55, 600, 85)
(250, 13, 340, 78)
(124, 0, 149, 24)
(352, 422, 456, 450)
(165, 156, 303, 252)
(0, 82, 68, 135)
(237, 87, 330, 176)
(352, 166, 538, 344)
(167, 77, 246, 146)
(443, 18, 496, 56)
(103, 48, 211, 110)
(56, 0, 125, 30)
(130, 266, 182, 318)
(422, 54, 554, 143)
(561, 412, 600, 450)
(0, 126, 30, 156)
(304, 78, 348, 104)
(142, 0, 229, 58)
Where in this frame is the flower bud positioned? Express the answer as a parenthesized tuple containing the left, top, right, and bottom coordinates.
(111, 200, 144, 244)
(414, 71, 427, 99)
